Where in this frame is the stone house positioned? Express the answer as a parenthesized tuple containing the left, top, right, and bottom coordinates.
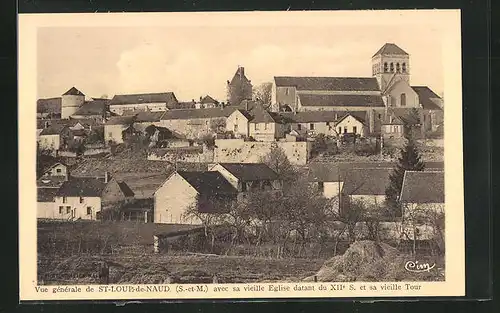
(399, 171, 445, 216)
(195, 95, 220, 109)
(335, 112, 369, 138)
(104, 115, 136, 144)
(248, 104, 287, 142)
(226, 109, 252, 138)
(154, 170, 238, 224)
(108, 92, 178, 116)
(37, 124, 73, 151)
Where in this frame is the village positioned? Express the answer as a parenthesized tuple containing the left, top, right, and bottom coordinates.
(36, 43, 446, 284)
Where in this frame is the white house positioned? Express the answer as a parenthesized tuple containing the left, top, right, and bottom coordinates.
(400, 171, 445, 215)
(154, 171, 238, 224)
(226, 109, 252, 138)
(341, 168, 392, 212)
(335, 112, 368, 137)
(37, 124, 73, 151)
(104, 116, 136, 144)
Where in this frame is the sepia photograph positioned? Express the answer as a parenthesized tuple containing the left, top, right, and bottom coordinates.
(19, 10, 464, 300)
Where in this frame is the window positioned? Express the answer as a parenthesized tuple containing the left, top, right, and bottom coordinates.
(298, 124, 302, 131)
(384, 62, 388, 72)
(87, 207, 92, 215)
(56, 168, 62, 173)
(241, 182, 247, 192)
(400, 93, 407, 106)
(234, 124, 238, 132)
(338, 127, 342, 134)
(378, 114, 382, 119)
(255, 123, 260, 130)
(59, 206, 63, 214)
(353, 126, 357, 134)
(264, 123, 268, 130)
(62, 196, 67, 204)
(79, 197, 84, 203)
(396, 63, 400, 72)
(66, 207, 71, 214)
(309, 123, 314, 130)
(317, 182, 324, 193)
(344, 127, 348, 134)
(390, 63, 394, 72)
(402, 62, 407, 73)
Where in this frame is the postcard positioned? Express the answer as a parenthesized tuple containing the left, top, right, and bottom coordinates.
(18, 9, 464, 301)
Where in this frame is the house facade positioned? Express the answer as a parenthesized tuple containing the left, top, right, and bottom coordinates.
(154, 171, 237, 224)
(38, 125, 73, 151)
(335, 113, 369, 137)
(226, 109, 251, 138)
(108, 92, 178, 115)
(400, 171, 445, 216)
(104, 116, 136, 144)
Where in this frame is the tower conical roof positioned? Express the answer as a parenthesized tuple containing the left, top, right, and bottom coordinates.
(62, 87, 85, 96)
(372, 43, 409, 57)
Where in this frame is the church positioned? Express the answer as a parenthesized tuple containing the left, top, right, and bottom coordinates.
(270, 43, 444, 137)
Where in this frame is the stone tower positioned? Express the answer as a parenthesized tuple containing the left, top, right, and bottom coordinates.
(61, 87, 85, 119)
(371, 43, 410, 93)
(227, 66, 253, 106)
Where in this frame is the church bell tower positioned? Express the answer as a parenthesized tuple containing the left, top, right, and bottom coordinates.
(371, 43, 410, 93)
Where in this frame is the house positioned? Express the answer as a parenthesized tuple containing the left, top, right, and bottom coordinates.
(154, 171, 238, 224)
(226, 109, 252, 138)
(209, 163, 281, 199)
(400, 171, 445, 215)
(38, 162, 69, 188)
(108, 92, 179, 115)
(248, 104, 288, 141)
(104, 115, 136, 144)
(341, 168, 392, 213)
(37, 124, 73, 151)
(335, 112, 369, 137)
(119, 198, 154, 223)
(144, 125, 190, 148)
(196, 95, 220, 109)
(227, 66, 253, 106)
(127, 111, 165, 132)
(51, 173, 134, 220)
(37, 97, 61, 119)
(159, 107, 237, 139)
(71, 97, 109, 120)
(411, 86, 444, 132)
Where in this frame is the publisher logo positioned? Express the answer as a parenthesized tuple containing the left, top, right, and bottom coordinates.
(404, 260, 436, 273)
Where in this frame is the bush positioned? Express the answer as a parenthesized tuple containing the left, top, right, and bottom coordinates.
(354, 142, 377, 156)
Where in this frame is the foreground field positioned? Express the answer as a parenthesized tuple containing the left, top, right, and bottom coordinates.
(38, 254, 325, 285)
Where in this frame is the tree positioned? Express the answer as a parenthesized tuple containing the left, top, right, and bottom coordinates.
(252, 82, 273, 105)
(260, 145, 298, 185)
(209, 118, 227, 134)
(85, 127, 105, 144)
(385, 132, 425, 216)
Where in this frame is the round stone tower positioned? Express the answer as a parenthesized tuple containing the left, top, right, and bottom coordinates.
(61, 87, 85, 119)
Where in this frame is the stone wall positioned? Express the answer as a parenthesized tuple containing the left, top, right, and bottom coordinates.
(147, 146, 214, 163)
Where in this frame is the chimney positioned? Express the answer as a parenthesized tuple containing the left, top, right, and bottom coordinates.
(200, 96, 203, 101)
(239, 66, 244, 78)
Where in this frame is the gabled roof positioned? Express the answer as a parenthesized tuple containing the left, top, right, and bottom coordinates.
(56, 177, 107, 197)
(411, 86, 443, 111)
(73, 99, 108, 116)
(117, 181, 135, 197)
(105, 115, 136, 125)
(342, 168, 391, 196)
(229, 67, 251, 85)
(177, 171, 238, 196)
(372, 43, 409, 57)
(62, 87, 85, 96)
(134, 111, 166, 123)
(298, 94, 385, 108)
(382, 108, 421, 126)
(108, 92, 178, 108)
(400, 171, 444, 203)
(39, 124, 69, 136)
(37, 97, 62, 114)
(274, 76, 381, 92)
(200, 95, 219, 104)
(216, 163, 278, 181)
(336, 112, 366, 125)
(160, 107, 236, 120)
(248, 104, 280, 123)
(37, 188, 59, 202)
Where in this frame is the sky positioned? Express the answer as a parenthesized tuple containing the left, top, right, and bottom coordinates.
(37, 13, 448, 101)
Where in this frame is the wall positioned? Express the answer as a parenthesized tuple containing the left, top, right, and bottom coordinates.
(147, 146, 214, 163)
(154, 172, 201, 224)
(274, 86, 298, 111)
(104, 124, 128, 144)
(61, 94, 85, 119)
(109, 103, 166, 115)
(213, 139, 311, 165)
(38, 134, 60, 150)
(291, 121, 337, 137)
(43, 164, 67, 177)
(160, 118, 217, 139)
(226, 110, 249, 137)
(53, 196, 101, 220)
(37, 202, 57, 219)
(336, 115, 367, 137)
(386, 80, 419, 108)
(350, 194, 386, 208)
(249, 122, 277, 142)
(101, 179, 129, 204)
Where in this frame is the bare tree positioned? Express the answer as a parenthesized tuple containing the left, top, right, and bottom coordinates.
(260, 145, 298, 186)
(252, 82, 273, 105)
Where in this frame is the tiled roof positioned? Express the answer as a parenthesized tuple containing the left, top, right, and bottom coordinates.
(411, 86, 443, 111)
(73, 99, 108, 116)
(200, 95, 219, 104)
(299, 94, 385, 108)
(37, 188, 59, 202)
(229, 67, 251, 85)
(108, 92, 178, 108)
(342, 168, 391, 196)
(56, 177, 107, 197)
(217, 163, 278, 182)
(105, 115, 136, 125)
(248, 104, 280, 123)
(160, 107, 236, 120)
(62, 87, 85, 96)
(400, 171, 444, 203)
(281, 111, 342, 123)
(336, 112, 367, 125)
(372, 43, 409, 57)
(274, 76, 381, 91)
(178, 171, 238, 196)
(134, 111, 165, 122)
(37, 97, 62, 114)
(308, 162, 444, 182)
(117, 181, 135, 197)
(39, 124, 68, 136)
